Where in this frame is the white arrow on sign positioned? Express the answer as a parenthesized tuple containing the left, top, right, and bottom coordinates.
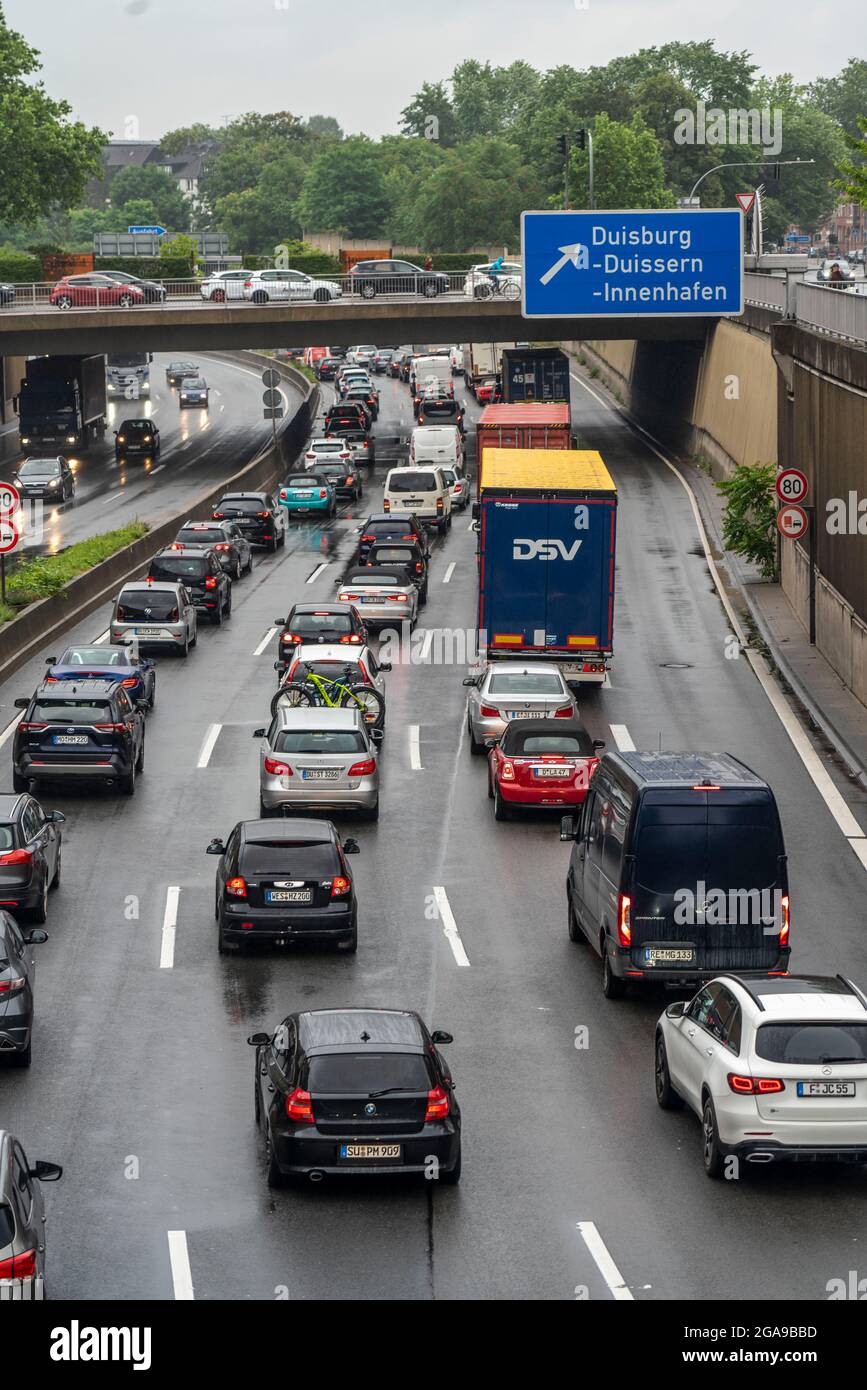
(539, 242, 589, 286)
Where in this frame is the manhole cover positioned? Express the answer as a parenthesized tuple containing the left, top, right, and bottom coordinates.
(660, 661, 693, 669)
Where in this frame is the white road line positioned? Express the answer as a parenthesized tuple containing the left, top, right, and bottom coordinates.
(306, 562, 328, 583)
(433, 886, 470, 967)
(197, 723, 221, 768)
(609, 724, 635, 752)
(570, 369, 867, 862)
(442, 562, 455, 584)
(254, 627, 277, 657)
(160, 887, 180, 971)
(150, 464, 165, 476)
(167, 1230, 194, 1300)
(409, 724, 423, 770)
(576, 1222, 633, 1301)
(101, 490, 123, 503)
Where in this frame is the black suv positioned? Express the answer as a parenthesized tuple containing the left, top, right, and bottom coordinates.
(274, 602, 367, 677)
(366, 539, 429, 603)
(248, 1007, 461, 1186)
(172, 521, 253, 579)
(148, 547, 232, 625)
(357, 513, 428, 563)
(13, 679, 146, 796)
(348, 260, 449, 299)
(324, 402, 371, 436)
(207, 818, 360, 954)
(0, 792, 64, 924)
(213, 492, 287, 552)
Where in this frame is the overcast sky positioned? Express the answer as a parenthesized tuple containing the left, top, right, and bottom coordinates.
(6, 0, 864, 141)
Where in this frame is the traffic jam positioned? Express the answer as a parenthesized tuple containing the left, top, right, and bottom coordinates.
(1, 338, 867, 1312)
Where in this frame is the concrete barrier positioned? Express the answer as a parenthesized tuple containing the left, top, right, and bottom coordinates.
(0, 356, 318, 688)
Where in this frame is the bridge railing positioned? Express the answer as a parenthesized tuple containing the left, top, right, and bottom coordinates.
(793, 282, 867, 344)
(742, 273, 788, 312)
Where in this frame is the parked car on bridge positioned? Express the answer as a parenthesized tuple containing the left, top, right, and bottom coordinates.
(100, 270, 166, 303)
(348, 261, 449, 299)
(463, 262, 522, 299)
(50, 275, 146, 309)
(243, 270, 342, 303)
(0, 283, 16, 306)
(200, 270, 257, 302)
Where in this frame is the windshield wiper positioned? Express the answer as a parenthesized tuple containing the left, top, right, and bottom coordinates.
(367, 1085, 414, 1099)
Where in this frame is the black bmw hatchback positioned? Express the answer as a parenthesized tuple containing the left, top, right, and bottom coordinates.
(208, 819, 360, 953)
(248, 1007, 461, 1186)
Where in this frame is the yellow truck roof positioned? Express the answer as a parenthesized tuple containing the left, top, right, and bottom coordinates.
(480, 448, 616, 494)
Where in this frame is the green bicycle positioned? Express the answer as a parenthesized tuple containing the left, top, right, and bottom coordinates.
(271, 662, 385, 729)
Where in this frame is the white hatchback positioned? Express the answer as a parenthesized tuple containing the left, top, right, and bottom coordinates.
(243, 269, 342, 303)
(655, 973, 867, 1177)
(200, 269, 257, 301)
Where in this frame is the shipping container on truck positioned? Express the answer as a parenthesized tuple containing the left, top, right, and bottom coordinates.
(18, 354, 107, 451)
(475, 403, 573, 492)
(475, 447, 616, 687)
(501, 347, 570, 405)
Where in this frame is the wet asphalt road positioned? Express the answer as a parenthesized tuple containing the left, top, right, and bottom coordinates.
(1, 361, 867, 1302)
(4, 352, 300, 557)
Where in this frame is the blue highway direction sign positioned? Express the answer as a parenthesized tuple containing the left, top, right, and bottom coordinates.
(128, 225, 166, 236)
(521, 209, 743, 319)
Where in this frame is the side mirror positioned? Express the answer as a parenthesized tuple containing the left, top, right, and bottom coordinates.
(343, 838, 360, 855)
(45, 656, 57, 664)
(30, 1161, 62, 1182)
(247, 1032, 270, 1047)
(13, 698, 29, 710)
(274, 618, 286, 625)
(593, 740, 606, 750)
(135, 699, 149, 711)
(206, 838, 225, 855)
(369, 727, 384, 745)
(252, 728, 266, 738)
(560, 815, 576, 842)
(24, 929, 48, 945)
(431, 1030, 453, 1045)
(47, 809, 66, 823)
(665, 1001, 686, 1020)
(483, 736, 499, 748)
(379, 661, 392, 672)
(113, 430, 118, 436)
(462, 676, 476, 687)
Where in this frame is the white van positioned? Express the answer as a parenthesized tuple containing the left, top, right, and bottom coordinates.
(449, 346, 464, 375)
(384, 465, 452, 533)
(409, 424, 464, 469)
(410, 355, 453, 397)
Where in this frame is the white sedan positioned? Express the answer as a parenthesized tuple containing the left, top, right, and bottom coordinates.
(243, 269, 342, 303)
(463, 262, 522, 299)
(655, 973, 867, 1177)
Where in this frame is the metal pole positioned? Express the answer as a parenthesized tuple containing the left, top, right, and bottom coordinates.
(564, 149, 569, 211)
(588, 132, 595, 211)
(1, 555, 5, 606)
(687, 158, 815, 205)
(807, 506, 816, 645)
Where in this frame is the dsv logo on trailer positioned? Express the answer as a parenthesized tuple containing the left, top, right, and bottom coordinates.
(513, 539, 583, 561)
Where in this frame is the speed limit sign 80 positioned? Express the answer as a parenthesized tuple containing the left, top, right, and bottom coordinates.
(0, 481, 21, 517)
(776, 468, 808, 505)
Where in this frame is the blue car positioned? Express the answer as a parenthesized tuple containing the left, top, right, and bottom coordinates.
(43, 644, 156, 709)
(178, 376, 209, 408)
(278, 472, 336, 517)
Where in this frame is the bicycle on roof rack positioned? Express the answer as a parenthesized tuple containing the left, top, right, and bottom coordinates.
(271, 663, 385, 729)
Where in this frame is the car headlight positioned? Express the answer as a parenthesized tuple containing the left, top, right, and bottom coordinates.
(66, 435, 76, 444)
(49, 478, 60, 488)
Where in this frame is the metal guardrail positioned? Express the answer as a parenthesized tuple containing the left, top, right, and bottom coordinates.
(742, 273, 787, 311)
(743, 273, 867, 344)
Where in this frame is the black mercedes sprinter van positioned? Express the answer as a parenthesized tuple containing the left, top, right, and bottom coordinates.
(561, 751, 790, 999)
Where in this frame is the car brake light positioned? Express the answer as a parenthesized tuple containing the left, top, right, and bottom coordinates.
(257, 511, 269, 518)
(339, 593, 359, 602)
(386, 593, 405, 601)
(330, 876, 351, 896)
(0, 976, 26, 993)
(780, 894, 790, 945)
(95, 723, 127, 733)
(360, 534, 374, 542)
(226, 876, 247, 898)
(383, 499, 390, 511)
(553, 705, 573, 718)
(213, 512, 224, 519)
(727, 1074, 785, 1095)
(0, 848, 32, 866)
(204, 576, 218, 589)
(347, 759, 376, 777)
(215, 543, 230, 551)
(479, 705, 499, 717)
(18, 723, 47, 732)
(169, 542, 183, 550)
(500, 760, 515, 781)
(319, 489, 327, 499)
(285, 1087, 314, 1123)
(0, 1248, 37, 1280)
(282, 633, 302, 644)
(424, 1086, 449, 1121)
(264, 757, 293, 776)
(121, 678, 138, 688)
(617, 892, 631, 946)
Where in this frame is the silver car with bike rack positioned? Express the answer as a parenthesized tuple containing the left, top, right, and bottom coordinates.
(254, 707, 381, 820)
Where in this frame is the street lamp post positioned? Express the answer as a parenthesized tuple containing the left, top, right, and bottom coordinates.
(687, 157, 815, 205)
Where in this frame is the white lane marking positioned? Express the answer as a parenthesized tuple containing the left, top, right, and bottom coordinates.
(602, 672, 611, 689)
(150, 464, 165, 476)
(197, 723, 222, 768)
(442, 562, 455, 584)
(571, 370, 867, 860)
(576, 1222, 633, 1301)
(433, 886, 470, 967)
(306, 562, 328, 584)
(160, 887, 181, 970)
(609, 724, 635, 752)
(254, 627, 277, 657)
(409, 724, 423, 770)
(101, 490, 123, 503)
(167, 1230, 194, 1300)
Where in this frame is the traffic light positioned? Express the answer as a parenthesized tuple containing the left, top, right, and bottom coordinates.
(575, 129, 586, 150)
(772, 162, 781, 181)
(556, 134, 568, 157)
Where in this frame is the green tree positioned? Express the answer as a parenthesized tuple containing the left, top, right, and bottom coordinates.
(109, 164, 190, 231)
(214, 154, 306, 252)
(159, 233, 197, 271)
(406, 137, 544, 250)
(304, 115, 343, 140)
(399, 81, 457, 146)
(159, 123, 219, 154)
(296, 138, 391, 237)
(716, 462, 778, 580)
(450, 59, 541, 141)
(378, 136, 447, 244)
(835, 117, 867, 206)
(751, 77, 846, 231)
(810, 59, 867, 143)
(0, 3, 106, 223)
(118, 198, 160, 228)
(569, 113, 672, 210)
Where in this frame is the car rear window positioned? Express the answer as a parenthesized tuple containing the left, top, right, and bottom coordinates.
(218, 498, 265, 514)
(636, 817, 781, 895)
(119, 590, 179, 618)
(150, 557, 208, 581)
(311, 442, 345, 454)
(517, 733, 593, 755)
(177, 528, 223, 545)
(290, 613, 352, 635)
(367, 521, 413, 535)
(61, 647, 125, 666)
(33, 701, 113, 724)
(240, 841, 338, 876)
(487, 673, 564, 695)
(369, 547, 417, 563)
(388, 471, 438, 493)
(420, 402, 459, 419)
(755, 1023, 867, 1064)
(345, 569, 404, 585)
(298, 661, 360, 680)
(306, 1053, 431, 1094)
(274, 730, 366, 754)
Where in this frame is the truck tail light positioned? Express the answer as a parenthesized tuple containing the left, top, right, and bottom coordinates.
(617, 893, 632, 946)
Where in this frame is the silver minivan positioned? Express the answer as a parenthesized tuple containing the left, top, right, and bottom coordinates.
(254, 707, 381, 820)
(110, 580, 197, 656)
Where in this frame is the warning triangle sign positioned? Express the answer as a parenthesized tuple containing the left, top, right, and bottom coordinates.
(736, 193, 756, 214)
